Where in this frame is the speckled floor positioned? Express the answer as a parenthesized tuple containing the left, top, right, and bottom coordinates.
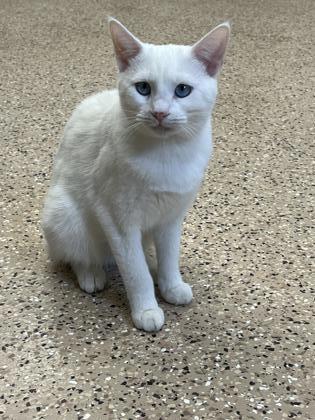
(1, 0, 314, 419)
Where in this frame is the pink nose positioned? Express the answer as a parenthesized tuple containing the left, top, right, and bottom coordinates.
(151, 111, 169, 123)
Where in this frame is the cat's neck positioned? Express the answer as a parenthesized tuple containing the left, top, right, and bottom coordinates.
(119, 116, 213, 194)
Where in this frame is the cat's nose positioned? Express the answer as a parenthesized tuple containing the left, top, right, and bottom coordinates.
(151, 111, 169, 123)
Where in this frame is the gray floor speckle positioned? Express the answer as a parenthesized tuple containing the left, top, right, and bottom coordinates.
(1, 0, 314, 419)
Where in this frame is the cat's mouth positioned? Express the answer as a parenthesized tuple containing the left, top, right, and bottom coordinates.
(152, 124, 173, 131)
(150, 119, 183, 132)
(136, 114, 186, 134)
(149, 124, 180, 136)
(135, 115, 184, 135)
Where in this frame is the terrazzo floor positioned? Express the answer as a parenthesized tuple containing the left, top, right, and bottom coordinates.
(1, 0, 314, 419)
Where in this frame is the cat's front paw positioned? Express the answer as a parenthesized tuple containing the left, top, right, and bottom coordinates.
(132, 307, 165, 332)
(161, 282, 193, 305)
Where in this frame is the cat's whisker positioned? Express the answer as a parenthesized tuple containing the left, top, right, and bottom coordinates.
(136, 117, 153, 123)
(188, 110, 211, 115)
(121, 121, 144, 140)
(168, 118, 187, 123)
(182, 123, 200, 138)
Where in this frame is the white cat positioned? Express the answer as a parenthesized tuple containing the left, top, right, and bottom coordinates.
(42, 18, 230, 332)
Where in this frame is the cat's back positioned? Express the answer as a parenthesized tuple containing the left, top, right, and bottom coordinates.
(51, 89, 120, 184)
(65, 88, 119, 134)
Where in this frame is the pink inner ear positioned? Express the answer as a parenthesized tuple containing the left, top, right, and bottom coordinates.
(193, 25, 230, 77)
(110, 20, 142, 72)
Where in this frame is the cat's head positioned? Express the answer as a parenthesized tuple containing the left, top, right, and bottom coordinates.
(109, 18, 230, 137)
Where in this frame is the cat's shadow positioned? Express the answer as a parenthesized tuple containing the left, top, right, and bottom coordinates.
(44, 260, 169, 349)
(43, 255, 207, 355)
(44, 262, 134, 348)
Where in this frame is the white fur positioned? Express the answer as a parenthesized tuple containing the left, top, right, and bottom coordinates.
(42, 19, 229, 331)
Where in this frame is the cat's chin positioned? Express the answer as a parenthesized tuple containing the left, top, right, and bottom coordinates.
(147, 124, 181, 137)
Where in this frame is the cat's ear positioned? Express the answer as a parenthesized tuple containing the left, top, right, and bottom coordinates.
(192, 22, 230, 77)
(108, 18, 142, 72)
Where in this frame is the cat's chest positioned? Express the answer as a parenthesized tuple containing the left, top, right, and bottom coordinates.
(104, 167, 197, 230)
(140, 189, 194, 229)
(125, 135, 212, 194)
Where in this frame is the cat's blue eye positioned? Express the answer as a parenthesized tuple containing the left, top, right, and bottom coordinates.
(175, 84, 192, 98)
(135, 81, 151, 96)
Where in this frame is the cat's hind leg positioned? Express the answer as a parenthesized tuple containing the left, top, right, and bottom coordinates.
(72, 263, 108, 294)
(42, 184, 109, 293)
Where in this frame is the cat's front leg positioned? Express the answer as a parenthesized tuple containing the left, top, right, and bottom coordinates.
(112, 229, 164, 331)
(95, 203, 164, 331)
(154, 220, 193, 305)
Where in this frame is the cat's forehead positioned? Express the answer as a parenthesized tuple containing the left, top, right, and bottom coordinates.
(129, 43, 204, 84)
